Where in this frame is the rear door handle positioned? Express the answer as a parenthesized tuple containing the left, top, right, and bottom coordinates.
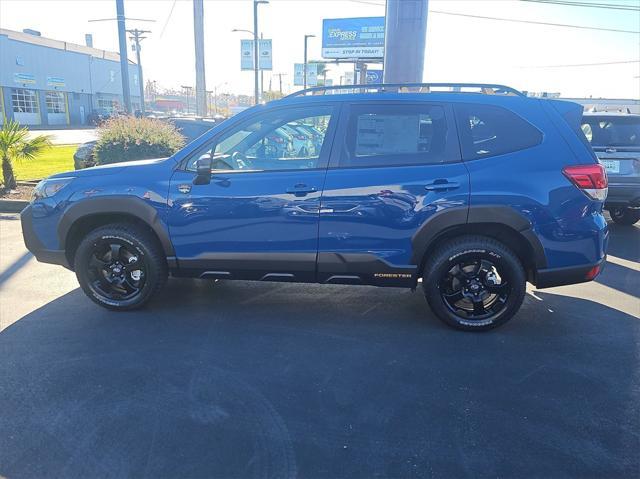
(424, 180, 460, 191)
(286, 184, 318, 197)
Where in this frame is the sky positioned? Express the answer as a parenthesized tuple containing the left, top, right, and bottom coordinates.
(0, 0, 639, 98)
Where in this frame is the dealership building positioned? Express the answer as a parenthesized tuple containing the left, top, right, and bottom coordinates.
(0, 28, 141, 127)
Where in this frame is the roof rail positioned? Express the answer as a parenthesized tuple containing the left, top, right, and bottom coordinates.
(285, 83, 525, 98)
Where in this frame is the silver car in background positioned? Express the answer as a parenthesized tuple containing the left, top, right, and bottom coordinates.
(582, 112, 640, 225)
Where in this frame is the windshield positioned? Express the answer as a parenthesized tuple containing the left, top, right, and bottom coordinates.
(581, 116, 640, 147)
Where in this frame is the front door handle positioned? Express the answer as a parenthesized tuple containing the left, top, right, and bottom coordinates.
(424, 180, 460, 191)
(286, 184, 318, 197)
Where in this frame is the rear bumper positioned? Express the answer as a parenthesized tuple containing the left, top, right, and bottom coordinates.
(20, 205, 70, 268)
(534, 258, 605, 289)
(605, 183, 640, 208)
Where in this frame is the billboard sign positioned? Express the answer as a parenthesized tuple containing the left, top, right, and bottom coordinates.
(240, 39, 273, 71)
(322, 17, 384, 59)
(293, 63, 318, 86)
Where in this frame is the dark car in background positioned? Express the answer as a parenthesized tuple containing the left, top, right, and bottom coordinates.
(582, 112, 640, 224)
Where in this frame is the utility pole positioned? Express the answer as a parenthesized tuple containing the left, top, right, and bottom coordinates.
(193, 0, 207, 117)
(274, 73, 286, 94)
(115, 0, 131, 113)
(303, 34, 315, 90)
(383, 0, 429, 83)
(181, 85, 193, 114)
(127, 28, 150, 114)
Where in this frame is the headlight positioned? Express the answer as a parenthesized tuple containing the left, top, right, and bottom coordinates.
(32, 177, 74, 201)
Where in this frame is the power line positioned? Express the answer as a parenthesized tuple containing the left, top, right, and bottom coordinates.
(429, 10, 640, 34)
(347, 0, 639, 32)
(160, 0, 178, 38)
(521, 0, 640, 12)
(521, 59, 640, 68)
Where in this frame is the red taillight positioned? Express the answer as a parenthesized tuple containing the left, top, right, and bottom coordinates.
(562, 164, 608, 201)
(585, 264, 601, 280)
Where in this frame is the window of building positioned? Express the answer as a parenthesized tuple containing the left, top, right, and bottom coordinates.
(11, 88, 39, 113)
(338, 103, 457, 168)
(97, 98, 117, 113)
(454, 104, 542, 160)
(45, 91, 66, 114)
(186, 105, 335, 172)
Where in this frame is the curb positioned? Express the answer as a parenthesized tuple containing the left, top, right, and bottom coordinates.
(0, 199, 29, 213)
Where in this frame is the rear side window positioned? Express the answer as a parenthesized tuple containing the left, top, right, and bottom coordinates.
(337, 103, 458, 168)
(454, 104, 542, 160)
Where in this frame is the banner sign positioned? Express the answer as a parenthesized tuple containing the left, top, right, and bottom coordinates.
(293, 63, 318, 86)
(241, 39, 273, 71)
(14, 72, 36, 84)
(322, 17, 384, 59)
(365, 69, 383, 84)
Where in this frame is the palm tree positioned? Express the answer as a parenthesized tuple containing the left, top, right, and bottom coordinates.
(0, 119, 52, 190)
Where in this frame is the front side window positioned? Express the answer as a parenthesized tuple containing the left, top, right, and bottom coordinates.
(46, 91, 66, 114)
(12, 88, 39, 113)
(338, 103, 456, 168)
(185, 106, 335, 172)
(454, 103, 542, 160)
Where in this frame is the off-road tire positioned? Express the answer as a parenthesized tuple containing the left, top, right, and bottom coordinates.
(74, 223, 168, 310)
(422, 235, 526, 331)
(609, 207, 640, 225)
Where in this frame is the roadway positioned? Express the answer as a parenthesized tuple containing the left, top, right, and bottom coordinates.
(0, 214, 638, 478)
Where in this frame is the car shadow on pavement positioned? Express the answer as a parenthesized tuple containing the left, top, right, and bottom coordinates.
(0, 280, 638, 479)
(605, 223, 640, 264)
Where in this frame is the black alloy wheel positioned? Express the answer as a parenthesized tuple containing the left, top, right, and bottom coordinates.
(440, 258, 510, 321)
(87, 239, 146, 301)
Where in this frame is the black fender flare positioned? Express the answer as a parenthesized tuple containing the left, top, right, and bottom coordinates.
(58, 195, 175, 257)
(410, 205, 547, 269)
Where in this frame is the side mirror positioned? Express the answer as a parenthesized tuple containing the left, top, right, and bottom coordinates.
(193, 157, 212, 185)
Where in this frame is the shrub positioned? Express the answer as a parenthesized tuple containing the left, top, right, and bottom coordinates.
(94, 116, 185, 165)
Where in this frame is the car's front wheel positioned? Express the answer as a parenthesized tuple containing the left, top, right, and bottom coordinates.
(609, 207, 640, 225)
(74, 223, 167, 310)
(422, 236, 526, 331)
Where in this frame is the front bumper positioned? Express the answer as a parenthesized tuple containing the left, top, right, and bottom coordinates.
(534, 257, 605, 289)
(20, 205, 70, 268)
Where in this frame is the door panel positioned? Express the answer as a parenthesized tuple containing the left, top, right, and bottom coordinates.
(318, 102, 470, 287)
(166, 104, 339, 281)
(167, 169, 325, 281)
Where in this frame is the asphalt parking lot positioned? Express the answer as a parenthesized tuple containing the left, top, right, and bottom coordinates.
(0, 214, 638, 478)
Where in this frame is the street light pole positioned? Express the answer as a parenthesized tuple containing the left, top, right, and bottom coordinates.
(303, 34, 315, 90)
(252, 0, 268, 105)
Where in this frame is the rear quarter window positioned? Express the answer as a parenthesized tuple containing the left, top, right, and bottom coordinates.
(454, 103, 543, 160)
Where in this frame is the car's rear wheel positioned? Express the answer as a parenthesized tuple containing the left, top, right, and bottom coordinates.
(609, 207, 640, 225)
(74, 223, 167, 310)
(422, 236, 526, 331)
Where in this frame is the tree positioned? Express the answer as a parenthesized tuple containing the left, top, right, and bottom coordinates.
(262, 90, 284, 102)
(0, 119, 52, 190)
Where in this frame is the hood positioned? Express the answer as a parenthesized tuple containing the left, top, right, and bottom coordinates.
(49, 157, 171, 179)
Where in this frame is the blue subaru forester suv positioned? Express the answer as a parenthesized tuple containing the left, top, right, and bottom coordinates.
(21, 83, 608, 331)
